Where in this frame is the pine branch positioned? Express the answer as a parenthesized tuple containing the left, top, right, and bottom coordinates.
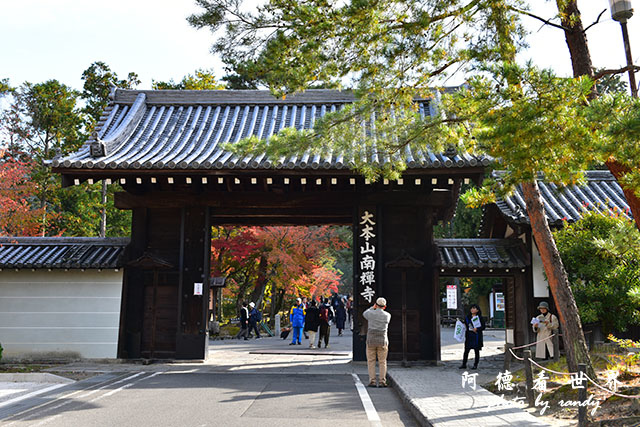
(593, 65, 640, 80)
(510, 7, 569, 32)
(583, 9, 606, 33)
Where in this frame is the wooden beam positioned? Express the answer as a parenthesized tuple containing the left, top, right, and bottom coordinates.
(211, 216, 351, 226)
(114, 189, 454, 210)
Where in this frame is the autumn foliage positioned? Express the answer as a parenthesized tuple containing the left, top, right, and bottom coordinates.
(211, 225, 349, 317)
(0, 153, 48, 236)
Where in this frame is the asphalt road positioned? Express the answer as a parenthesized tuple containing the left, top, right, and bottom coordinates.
(1, 326, 507, 426)
(1, 370, 417, 427)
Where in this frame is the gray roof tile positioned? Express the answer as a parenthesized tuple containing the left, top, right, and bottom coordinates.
(435, 238, 529, 270)
(0, 237, 129, 270)
(53, 89, 490, 172)
(494, 171, 632, 226)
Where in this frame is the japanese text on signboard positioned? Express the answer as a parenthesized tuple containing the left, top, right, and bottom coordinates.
(359, 210, 376, 303)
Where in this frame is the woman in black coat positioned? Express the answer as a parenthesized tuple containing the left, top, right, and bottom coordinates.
(335, 299, 347, 336)
(304, 300, 321, 348)
(459, 304, 486, 370)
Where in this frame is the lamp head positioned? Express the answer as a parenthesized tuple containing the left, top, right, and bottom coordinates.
(609, 0, 634, 22)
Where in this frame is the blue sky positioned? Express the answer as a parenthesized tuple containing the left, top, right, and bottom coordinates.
(1, 1, 639, 91)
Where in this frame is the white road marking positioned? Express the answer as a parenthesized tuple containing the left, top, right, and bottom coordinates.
(28, 372, 161, 427)
(0, 384, 68, 409)
(3, 372, 145, 427)
(352, 373, 383, 427)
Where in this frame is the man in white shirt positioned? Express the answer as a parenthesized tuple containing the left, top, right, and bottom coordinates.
(363, 297, 392, 387)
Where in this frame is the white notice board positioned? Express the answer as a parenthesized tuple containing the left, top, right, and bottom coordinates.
(446, 284, 457, 309)
(194, 282, 203, 296)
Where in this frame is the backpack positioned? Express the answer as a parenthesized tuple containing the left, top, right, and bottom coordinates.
(319, 305, 329, 322)
(255, 310, 262, 322)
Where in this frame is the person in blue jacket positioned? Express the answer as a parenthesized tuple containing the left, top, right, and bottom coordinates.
(289, 298, 306, 345)
(458, 304, 486, 370)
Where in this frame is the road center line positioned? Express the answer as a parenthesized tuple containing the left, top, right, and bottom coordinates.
(352, 373, 382, 426)
(0, 384, 68, 410)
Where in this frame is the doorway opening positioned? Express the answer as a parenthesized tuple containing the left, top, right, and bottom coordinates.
(206, 225, 354, 352)
(439, 277, 507, 365)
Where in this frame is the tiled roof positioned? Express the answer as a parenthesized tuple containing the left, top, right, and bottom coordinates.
(435, 238, 529, 270)
(53, 89, 490, 172)
(0, 237, 129, 270)
(495, 171, 632, 226)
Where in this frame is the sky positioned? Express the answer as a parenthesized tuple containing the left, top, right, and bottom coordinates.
(1, 1, 639, 92)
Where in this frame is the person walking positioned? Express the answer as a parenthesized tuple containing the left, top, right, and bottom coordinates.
(335, 298, 347, 336)
(363, 297, 391, 387)
(289, 298, 305, 345)
(318, 298, 334, 348)
(248, 302, 261, 339)
(532, 301, 559, 360)
(302, 297, 310, 339)
(458, 304, 485, 370)
(236, 301, 249, 340)
(346, 296, 353, 330)
(304, 300, 321, 348)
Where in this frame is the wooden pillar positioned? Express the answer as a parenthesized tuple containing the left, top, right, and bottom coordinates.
(514, 273, 529, 348)
(176, 206, 211, 359)
(118, 207, 148, 358)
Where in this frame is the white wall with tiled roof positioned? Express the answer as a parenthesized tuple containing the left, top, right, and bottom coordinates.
(0, 270, 123, 360)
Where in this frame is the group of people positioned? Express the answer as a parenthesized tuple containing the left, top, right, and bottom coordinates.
(233, 293, 391, 388)
(289, 294, 352, 348)
(458, 300, 559, 370)
(236, 301, 262, 340)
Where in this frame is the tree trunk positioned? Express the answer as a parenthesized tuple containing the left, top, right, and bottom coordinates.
(556, 0, 640, 228)
(521, 181, 594, 376)
(269, 284, 277, 326)
(248, 254, 268, 308)
(556, 0, 593, 79)
(605, 160, 640, 229)
(100, 181, 107, 237)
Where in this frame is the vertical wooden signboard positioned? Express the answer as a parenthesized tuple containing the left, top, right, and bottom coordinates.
(354, 206, 380, 360)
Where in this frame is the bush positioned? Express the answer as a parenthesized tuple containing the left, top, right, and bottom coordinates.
(554, 211, 640, 335)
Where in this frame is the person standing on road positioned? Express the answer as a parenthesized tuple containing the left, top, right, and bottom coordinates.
(304, 300, 321, 348)
(459, 304, 485, 370)
(289, 298, 305, 345)
(532, 301, 559, 360)
(318, 298, 334, 348)
(335, 298, 347, 336)
(248, 302, 261, 339)
(347, 296, 354, 330)
(302, 297, 310, 339)
(363, 297, 391, 387)
(236, 301, 249, 340)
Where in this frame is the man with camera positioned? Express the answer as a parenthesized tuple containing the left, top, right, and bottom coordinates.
(363, 297, 391, 387)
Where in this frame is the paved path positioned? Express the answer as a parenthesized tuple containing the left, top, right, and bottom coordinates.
(0, 326, 556, 426)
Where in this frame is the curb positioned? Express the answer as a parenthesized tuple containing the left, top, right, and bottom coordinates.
(0, 373, 74, 384)
(387, 372, 433, 427)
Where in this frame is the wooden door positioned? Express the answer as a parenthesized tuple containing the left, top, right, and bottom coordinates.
(141, 271, 179, 358)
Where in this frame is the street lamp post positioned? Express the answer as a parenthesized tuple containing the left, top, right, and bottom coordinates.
(609, 0, 638, 97)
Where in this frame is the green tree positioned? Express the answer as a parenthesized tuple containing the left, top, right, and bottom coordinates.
(434, 183, 484, 238)
(554, 211, 640, 336)
(152, 69, 225, 90)
(81, 61, 140, 129)
(189, 0, 600, 373)
(79, 61, 138, 237)
(0, 78, 11, 95)
(3, 80, 84, 235)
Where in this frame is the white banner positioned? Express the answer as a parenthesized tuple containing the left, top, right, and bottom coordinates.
(446, 284, 457, 309)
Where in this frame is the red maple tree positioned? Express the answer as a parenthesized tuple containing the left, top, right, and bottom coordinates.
(0, 153, 47, 236)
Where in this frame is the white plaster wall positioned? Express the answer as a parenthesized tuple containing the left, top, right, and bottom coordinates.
(531, 242, 550, 298)
(0, 270, 123, 360)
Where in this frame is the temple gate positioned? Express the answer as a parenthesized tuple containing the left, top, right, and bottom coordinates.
(54, 89, 488, 361)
